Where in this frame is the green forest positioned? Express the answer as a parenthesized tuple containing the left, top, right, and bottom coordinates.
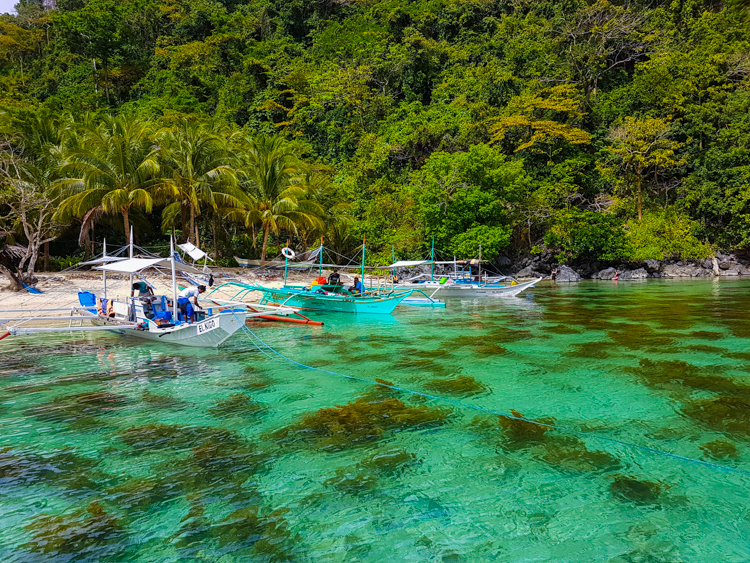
(1, 0, 749, 280)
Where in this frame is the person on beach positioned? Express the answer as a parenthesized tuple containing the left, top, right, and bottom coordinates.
(613, 269, 619, 281)
(551, 269, 557, 281)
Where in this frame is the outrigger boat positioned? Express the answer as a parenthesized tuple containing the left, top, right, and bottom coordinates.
(390, 239, 542, 299)
(219, 283, 414, 314)
(394, 273, 541, 298)
(0, 237, 296, 347)
(214, 241, 443, 314)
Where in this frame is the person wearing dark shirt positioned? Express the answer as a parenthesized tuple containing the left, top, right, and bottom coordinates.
(131, 281, 154, 297)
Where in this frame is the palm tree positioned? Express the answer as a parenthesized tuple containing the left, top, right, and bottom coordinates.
(156, 119, 244, 247)
(296, 167, 351, 249)
(233, 135, 324, 262)
(54, 114, 166, 245)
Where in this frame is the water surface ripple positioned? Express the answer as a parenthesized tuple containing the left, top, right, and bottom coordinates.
(2, 278, 750, 562)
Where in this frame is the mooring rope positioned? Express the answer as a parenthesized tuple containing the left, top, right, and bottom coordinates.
(233, 314, 750, 478)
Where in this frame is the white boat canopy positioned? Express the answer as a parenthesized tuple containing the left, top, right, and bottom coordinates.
(79, 256, 128, 266)
(178, 242, 212, 262)
(386, 260, 431, 268)
(96, 257, 206, 275)
(382, 260, 458, 269)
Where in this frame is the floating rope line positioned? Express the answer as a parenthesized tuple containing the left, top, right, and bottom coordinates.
(233, 315, 750, 478)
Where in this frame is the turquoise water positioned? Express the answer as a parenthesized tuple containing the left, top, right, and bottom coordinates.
(2, 278, 750, 562)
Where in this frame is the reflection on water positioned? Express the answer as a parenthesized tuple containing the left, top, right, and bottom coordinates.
(2, 278, 750, 562)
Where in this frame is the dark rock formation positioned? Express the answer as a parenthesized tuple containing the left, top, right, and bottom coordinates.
(555, 265, 580, 282)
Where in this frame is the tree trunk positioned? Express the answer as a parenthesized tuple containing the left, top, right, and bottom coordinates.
(637, 174, 642, 221)
(195, 221, 200, 250)
(83, 229, 91, 260)
(103, 58, 111, 105)
(260, 225, 270, 263)
(44, 241, 49, 272)
(189, 204, 195, 244)
(180, 204, 187, 243)
(27, 242, 39, 276)
(213, 215, 218, 259)
(252, 223, 257, 250)
(123, 208, 131, 245)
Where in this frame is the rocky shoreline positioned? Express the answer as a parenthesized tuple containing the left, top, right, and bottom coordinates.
(499, 251, 750, 282)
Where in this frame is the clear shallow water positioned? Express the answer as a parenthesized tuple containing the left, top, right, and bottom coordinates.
(2, 278, 750, 562)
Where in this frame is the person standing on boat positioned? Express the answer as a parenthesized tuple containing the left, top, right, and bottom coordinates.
(178, 285, 205, 323)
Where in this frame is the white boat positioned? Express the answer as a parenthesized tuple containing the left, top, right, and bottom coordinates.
(0, 236, 289, 348)
(394, 276, 542, 298)
(76, 305, 247, 347)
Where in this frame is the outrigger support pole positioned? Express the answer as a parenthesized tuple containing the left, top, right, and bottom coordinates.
(129, 226, 134, 298)
(170, 236, 178, 320)
(319, 238, 323, 276)
(103, 238, 108, 299)
(284, 239, 289, 287)
(478, 244, 482, 282)
(430, 235, 435, 281)
(361, 237, 366, 282)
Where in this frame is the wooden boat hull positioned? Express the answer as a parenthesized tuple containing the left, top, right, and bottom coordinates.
(257, 288, 410, 314)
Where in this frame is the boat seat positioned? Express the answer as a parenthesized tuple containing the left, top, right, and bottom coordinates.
(77, 291, 98, 314)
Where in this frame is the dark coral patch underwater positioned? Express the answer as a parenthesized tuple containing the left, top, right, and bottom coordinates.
(269, 396, 451, 451)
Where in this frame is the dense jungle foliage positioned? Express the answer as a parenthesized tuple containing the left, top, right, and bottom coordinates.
(1, 0, 749, 271)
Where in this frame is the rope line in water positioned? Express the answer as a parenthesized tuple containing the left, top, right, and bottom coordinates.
(233, 315, 750, 478)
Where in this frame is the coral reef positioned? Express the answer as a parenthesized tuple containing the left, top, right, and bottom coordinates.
(173, 505, 299, 561)
(209, 393, 266, 418)
(141, 390, 188, 409)
(682, 396, 750, 436)
(609, 475, 664, 505)
(498, 410, 556, 450)
(270, 397, 451, 451)
(0, 447, 102, 492)
(699, 439, 740, 460)
(424, 375, 488, 397)
(25, 391, 128, 430)
(23, 501, 125, 557)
